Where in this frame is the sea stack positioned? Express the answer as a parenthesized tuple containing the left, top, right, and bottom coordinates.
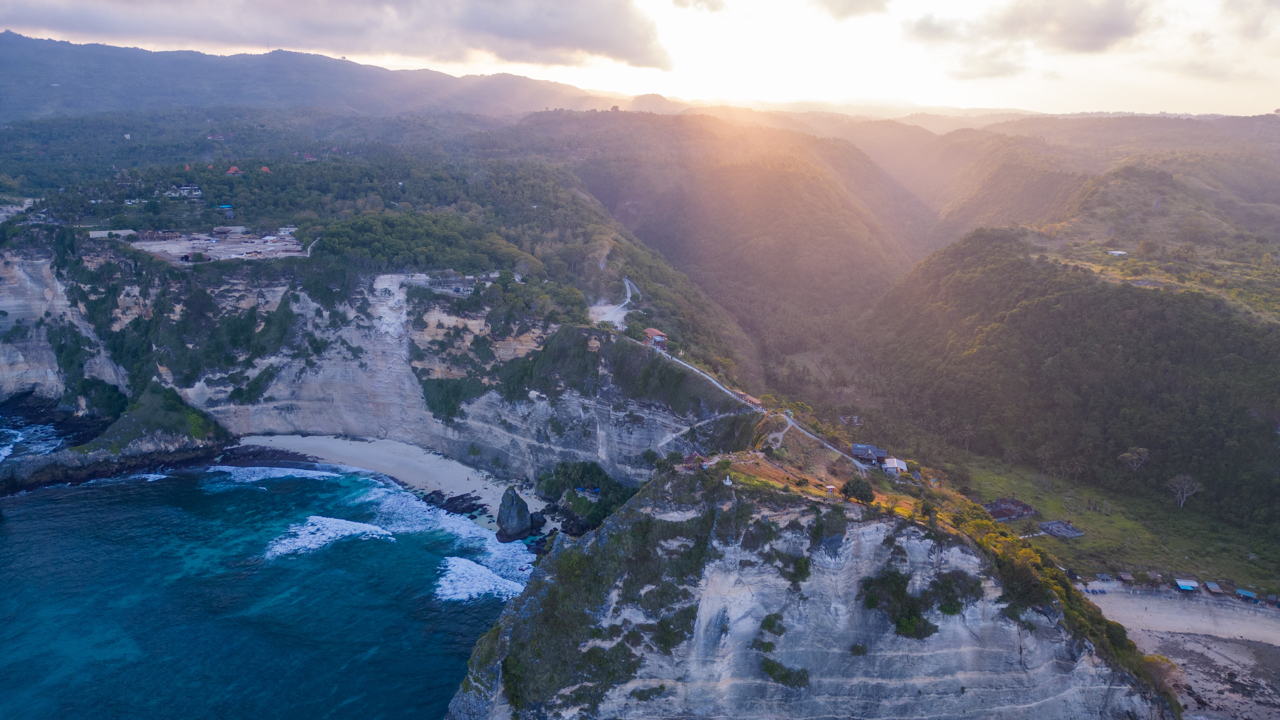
(496, 487, 531, 542)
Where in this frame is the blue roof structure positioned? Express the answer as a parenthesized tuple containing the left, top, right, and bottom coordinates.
(1237, 589, 1256, 599)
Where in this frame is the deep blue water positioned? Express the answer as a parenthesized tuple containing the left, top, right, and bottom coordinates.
(0, 463, 533, 719)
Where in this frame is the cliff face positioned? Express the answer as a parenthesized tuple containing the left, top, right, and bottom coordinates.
(448, 473, 1168, 720)
(183, 273, 734, 482)
(0, 244, 745, 483)
(0, 252, 128, 401)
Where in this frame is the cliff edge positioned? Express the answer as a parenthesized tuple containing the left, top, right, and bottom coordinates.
(448, 471, 1170, 719)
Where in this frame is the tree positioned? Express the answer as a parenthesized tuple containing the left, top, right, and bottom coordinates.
(841, 477, 875, 504)
(1061, 456, 1086, 485)
(1117, 447, 1150, 472)
(1166, 474, 1203, 508)
(1035, 446, 1056, 472)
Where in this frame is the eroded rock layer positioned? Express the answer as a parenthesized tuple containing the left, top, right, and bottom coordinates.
(449, 473, 1168, 720)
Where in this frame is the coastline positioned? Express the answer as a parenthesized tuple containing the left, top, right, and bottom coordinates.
(236, 435, 558, 535)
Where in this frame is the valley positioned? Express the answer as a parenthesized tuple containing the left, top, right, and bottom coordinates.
(3, 31, 1280, 719)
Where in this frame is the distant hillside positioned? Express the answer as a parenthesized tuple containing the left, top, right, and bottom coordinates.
(0, 31, 618, 122)
(988, 115, 1280, 168)
(856, 228, 1280, 537)
(798, 117, 1087, 246)
(475, 111, 935, 374)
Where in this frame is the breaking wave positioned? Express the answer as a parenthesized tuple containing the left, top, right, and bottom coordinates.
(435, 557, 524, 601)
(353, 484, 535, 585)
(207, 465, 340, 483)
(264, 516, 394, 559)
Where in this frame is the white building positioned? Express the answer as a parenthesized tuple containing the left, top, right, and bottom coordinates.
(883, 457, 908, 477)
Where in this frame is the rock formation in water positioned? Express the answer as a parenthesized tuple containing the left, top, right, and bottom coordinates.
(498, 487, 532, 541)
(447, 472, 1170, 720)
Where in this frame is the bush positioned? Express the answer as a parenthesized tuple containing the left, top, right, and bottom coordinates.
(536, 461, 637, 529)
(761, 658, 809, 688)
(841, 477, 875, 503)
(760, 613, 786, 635)
(860, 568, 938, 640)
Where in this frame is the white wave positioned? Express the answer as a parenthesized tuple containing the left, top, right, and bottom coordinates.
(436, 557, 524, 601)
(134, 473, 169, 482)
(0, 425, 63, 462)
(355, 484, 536, 585)
(264, 515, 394, 559)
(207, 465, 340, 483)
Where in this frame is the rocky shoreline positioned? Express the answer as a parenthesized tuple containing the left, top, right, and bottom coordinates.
(0, 397, 569, 555)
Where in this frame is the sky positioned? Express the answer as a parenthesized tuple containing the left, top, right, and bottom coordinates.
(2, 0, 1279, 115)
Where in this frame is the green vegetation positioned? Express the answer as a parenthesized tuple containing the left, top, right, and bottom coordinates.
(950, 503, 1179, 710)
(860, 566, 982, 639)
(860, 569, 938, 639)
(759, 613, 786, 636)
(629, 685, 666, 701)
(960, 455, 1279, 593)
(419, 377, 488, 422)
(488, 471, 755, 714)
(498, 328, 600, 400)
(535, 461, 637, 529)
(760, 657, 809, 689)
(45, 321, 128, 419)
(850, 643, 868, 656)
(226, 365, 280, 405)
(841, 477, 875, 504)
(858, 228, 1280, 539)
(78, 382, 228, 453)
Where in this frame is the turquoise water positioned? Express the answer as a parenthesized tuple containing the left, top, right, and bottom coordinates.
(0, 464, 533, 719)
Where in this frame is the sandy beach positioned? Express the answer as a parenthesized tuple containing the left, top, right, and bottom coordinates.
(237, 435, 556, 534)
(1079, 581, 1280, 646)
(1082, 583, 1280, 718)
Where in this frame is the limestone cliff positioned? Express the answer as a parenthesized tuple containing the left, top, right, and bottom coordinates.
(0, 242, 754, 485)
(179, 274, 751, 483)
(0, 252, 129, 401)
(448, 472, 1169, 720)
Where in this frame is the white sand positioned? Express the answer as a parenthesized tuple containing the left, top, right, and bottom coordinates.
(237, 435, 555, 534)
(1079, 582, 1280, 647)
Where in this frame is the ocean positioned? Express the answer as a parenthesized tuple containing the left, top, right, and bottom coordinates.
(0, 433, 532, 719)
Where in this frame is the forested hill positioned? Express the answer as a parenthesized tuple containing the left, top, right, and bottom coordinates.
(473, 110, 936, 371)
(856, 228, 1280, 537)
(0, 31, 616, 122)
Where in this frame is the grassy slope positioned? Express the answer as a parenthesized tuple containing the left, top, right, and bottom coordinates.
(960, 455, 1279, 595)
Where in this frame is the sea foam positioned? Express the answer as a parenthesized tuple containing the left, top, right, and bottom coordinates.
(208, 465, 340, 483)
(355, 485, 535, 585)
(436, 557, 524, 601)
(265, 516, 394, 559)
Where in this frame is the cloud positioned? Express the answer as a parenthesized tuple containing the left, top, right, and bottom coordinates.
(0, 0, 672, 69)
(904, 0, 1150, 80)
(904, 13, 962, 42)
(810, 0, 889, 20)
(673, 0, 727, 11)
(951, 46, 1025, 79)
(987, 0, 1150, 52)
(1223, 0, 1280, 39)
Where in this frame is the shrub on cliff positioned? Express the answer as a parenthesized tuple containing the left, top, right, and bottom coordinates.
(536, 461, 636, 529)
(77, 382, 228, 453)
(761, 658, 809, 688)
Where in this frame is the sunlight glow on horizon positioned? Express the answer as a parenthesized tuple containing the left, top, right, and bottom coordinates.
(9, 0, 1280, 115)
